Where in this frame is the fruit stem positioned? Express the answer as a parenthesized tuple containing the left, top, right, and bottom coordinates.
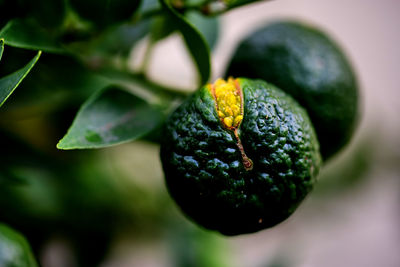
(234, 129, 253, 171)
(210, 78, 253, 171)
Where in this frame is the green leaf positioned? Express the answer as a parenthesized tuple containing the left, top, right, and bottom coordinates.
(160, 0, 211, 86)
(186, 11, 219, 50)
(0, 39, 3, 61)
(0, 50, 41, 108)
(150, 14, 177, 43)
(57, 87, 163, 149)
(0, 19, 64, 53)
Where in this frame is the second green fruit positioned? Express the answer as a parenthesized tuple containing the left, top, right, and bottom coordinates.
(226, 21, 359, 159)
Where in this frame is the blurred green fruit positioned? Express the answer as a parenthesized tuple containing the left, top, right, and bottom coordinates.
(161, 78, 321, 235)
(226, 21, 359, 159)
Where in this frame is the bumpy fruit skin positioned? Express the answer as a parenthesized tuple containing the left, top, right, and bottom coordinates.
(0, 223, 38, 267)
(160, 78, 321, 235)
(226, 21, 359, 159)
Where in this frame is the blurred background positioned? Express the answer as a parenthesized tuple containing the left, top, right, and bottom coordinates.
(1, 0, 400, 266)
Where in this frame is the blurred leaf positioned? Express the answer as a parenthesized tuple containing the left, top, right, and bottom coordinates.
(69, 0, 141, 28)
(168, 224, 230, 267)
(183, 0, 267, 15)
(0, 19, 64, 53)
(0, 131, 129, 266)
(0, 223, 39, 267)
(1, 167, 65, 221)
(224, 0, 265, 9)
(96, 19, 151, 57)
(0, 127, 131, 223)
(138, 0, 160, 14)
(0, 50, 41, 108)
(0, 129, 65, 221)
(0, 52, 110, 117)
(0, 170, 27, 186)
(150, 14, 177, 43)
(0, 39, 3, 61)
(186, 11, 219, 50)
(160, 0, 211, 86)
(19, 0, 66, 28)
(57, 87, 163, 149)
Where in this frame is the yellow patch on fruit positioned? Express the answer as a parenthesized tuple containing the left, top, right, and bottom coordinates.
(209, 78, 243, 129)
(208, 78, 252, 171)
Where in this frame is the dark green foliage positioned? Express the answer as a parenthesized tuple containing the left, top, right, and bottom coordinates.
(0, 19, 64, 53)
(0, 131, 134, 266)
(0, 0, 65, 29)
(0, 1, 27, 29)
(226, 21, 359, 159)
(69, 0, 141, 28)
(161, 78, 321, 235)
(20, 0, 66, 28)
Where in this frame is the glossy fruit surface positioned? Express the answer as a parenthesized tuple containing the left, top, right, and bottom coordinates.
(0, 223, 38, 267)
(160, 78, 321, 235)
(226, 21, 359, 159)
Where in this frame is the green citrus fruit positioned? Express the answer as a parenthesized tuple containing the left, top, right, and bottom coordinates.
(160, 78, 321, 235)
(0, 223, 38, 267)
(225, 21, 359, 159)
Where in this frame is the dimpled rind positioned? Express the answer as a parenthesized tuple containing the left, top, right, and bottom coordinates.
(160, 78, 321, 235)
(225, 21, 359, 159)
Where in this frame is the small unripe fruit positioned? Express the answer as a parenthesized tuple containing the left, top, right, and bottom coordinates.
(161, 78, 321, 235)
